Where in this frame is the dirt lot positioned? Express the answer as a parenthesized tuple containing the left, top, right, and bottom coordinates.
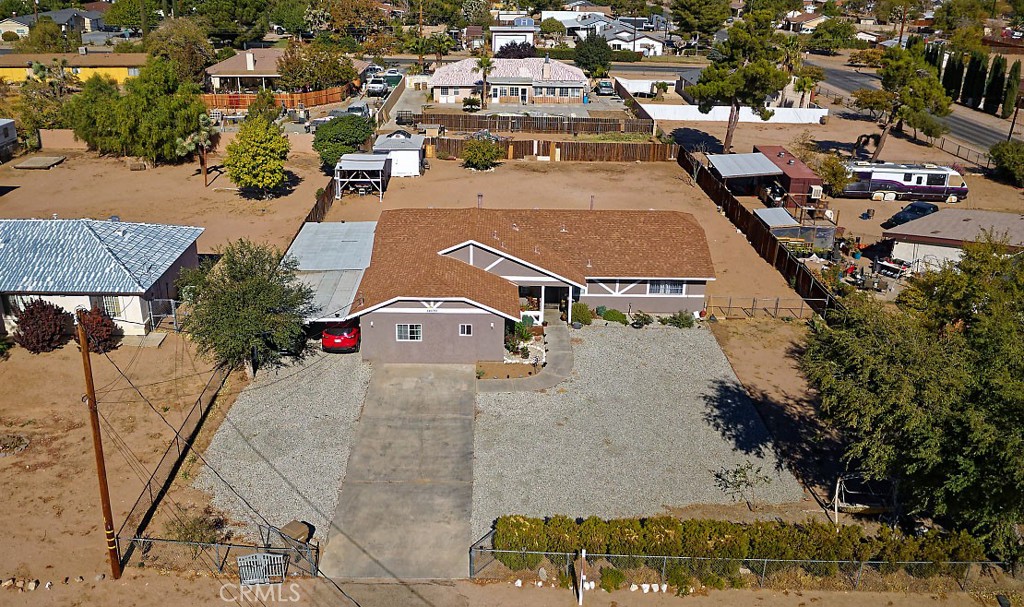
(0, 151, 330, 253)
(0, 334, 233, 582)
(326, 160, 798, 300)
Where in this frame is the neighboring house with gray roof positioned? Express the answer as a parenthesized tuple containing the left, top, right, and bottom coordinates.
(427, 57, 588, 105)
(882, 209, 1024, 274)
(0, 218, 203, 336)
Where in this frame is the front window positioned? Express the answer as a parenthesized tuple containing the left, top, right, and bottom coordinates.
(90, 295, 122, 318)
(440, 86, 450, 96)
(128, 67, 140, 77)
(459, 324, 472, 337)
(396, 323, 422, 341)
(559, 88, 569, 97)
(648, 281, 685, 295)
(547, 87, 555, 96)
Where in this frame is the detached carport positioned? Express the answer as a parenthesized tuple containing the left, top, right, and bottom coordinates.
(285, 221, 377, 321)
(706, 152, 784, 195)
(334, 154, 392, 202)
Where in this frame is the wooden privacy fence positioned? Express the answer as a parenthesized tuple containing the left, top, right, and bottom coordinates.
(428, 136, 678, 162)
(376, 77, 406, 127)
(678, 149, 844, 317)
(200, 84, 354, 111)
(412, 112, 654, 134)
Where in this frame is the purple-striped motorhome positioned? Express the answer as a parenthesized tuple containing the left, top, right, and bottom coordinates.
(841, 161, 968, 202)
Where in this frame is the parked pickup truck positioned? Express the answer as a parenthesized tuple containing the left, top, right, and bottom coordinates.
(366, 77, 389, 97)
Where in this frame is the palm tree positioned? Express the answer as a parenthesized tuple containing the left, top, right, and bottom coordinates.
(473, 55, 495, 109)
(779, 36, 804, 76)
(794, 76, 815, 108)
(176, 113, 218, 187)
(407, 36, 432, 71)
(429, 33, 456, 69)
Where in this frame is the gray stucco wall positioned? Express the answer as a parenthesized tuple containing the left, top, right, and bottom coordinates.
(581, 280, 708, 314)
(360, 306, 505, 364)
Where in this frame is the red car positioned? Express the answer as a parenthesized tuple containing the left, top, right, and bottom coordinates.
(321, 321, 360, 353)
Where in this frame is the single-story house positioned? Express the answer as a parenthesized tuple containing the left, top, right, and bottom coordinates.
(372, 130, 425, 177)
(428, 57, 588, 105)
(562, 1, 613, 15)
(462, 25, 486, 49)
(0, 218, 203, 336)
(603, 26, 664, 56)
(855, 31, 879, 43)
(0, 16, 33, 39)
(491, 18, 538, 51)
(6, 9, 106, 35)
(882, 209, 1024, 273)
(205, 49, 369, 92)
(346, 208, 716, 364)
(785, 13, 829, 32)
(567, 12, 618, 40)
(0, 52, 148, 84)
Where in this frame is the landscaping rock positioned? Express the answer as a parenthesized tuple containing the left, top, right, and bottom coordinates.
(538, 567, 547, 582)
(26, 580, 38, 591)
(94, 574, 104, 582)
(1, 578, 13, 588)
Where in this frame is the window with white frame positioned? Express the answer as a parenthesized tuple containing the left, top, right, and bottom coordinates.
(547, 87, 556, 96)
(648, 281, 686, 295)
(128, 68, 140, 77)
(559, 87, 569, 97)
(90, 295, 123, 318)
(440, 86, 450, 96)
(396, 323, 422, 341)
(459, 324, 472, 336)
(452, 87, 460, 95)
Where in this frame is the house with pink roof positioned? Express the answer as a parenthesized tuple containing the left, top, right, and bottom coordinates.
(427, 57, 589, 105)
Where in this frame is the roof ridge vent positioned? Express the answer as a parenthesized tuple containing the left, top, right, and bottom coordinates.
(512, 223, 519, 231)
(560, 224, 567, 233)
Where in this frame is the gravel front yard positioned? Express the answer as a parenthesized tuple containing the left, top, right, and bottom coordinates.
(196, 351, 371, 540)
(472, 324, 805, 539)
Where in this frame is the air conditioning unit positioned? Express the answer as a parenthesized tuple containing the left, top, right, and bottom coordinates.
(810, 185, 823, 200)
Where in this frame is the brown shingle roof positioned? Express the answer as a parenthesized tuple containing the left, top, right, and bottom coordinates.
(352, 209, 716, 318)
(205, 48, 283, 77)
(0, 53, 148, 68)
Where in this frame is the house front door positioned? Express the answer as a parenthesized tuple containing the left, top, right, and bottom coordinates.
(520, 87, 528, 104)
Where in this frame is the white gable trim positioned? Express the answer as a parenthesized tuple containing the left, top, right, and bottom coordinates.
(438, 240, 585, 288)
(349, 296, 520, 322)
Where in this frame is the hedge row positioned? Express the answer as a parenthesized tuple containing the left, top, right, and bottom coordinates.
(535, 48, 643, 63)
(492, 516, 987, 578)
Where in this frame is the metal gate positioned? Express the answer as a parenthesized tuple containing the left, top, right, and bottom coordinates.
(149, 298, 182, 331)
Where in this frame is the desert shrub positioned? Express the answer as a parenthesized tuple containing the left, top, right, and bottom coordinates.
(165, 507, 227, 558)
(601, 309, 628, 325)
(462, 96, 481, 112)
(13, 299, 70, 353)
(666, 564, 696, 595)
(1, 31, 20, 42)
(78, 306, 120, 353)
(595, 305, 607, 317)
(915, 530, 985, 578)
(571, 302, 592, 325)
(494, 515, 547, 570)
(520, 345, 530, 358)
(643, 516, 683, 556)
(514, 321, 531, 342)
(989, 140, 1024, 186)
(606, 519, 644, 568)
(545, 515, 579, 566)
(578, 516, 608, 554)
(0, 335, 10, 358)
(632, 311, 654, 326)
(659, 310, 694, 328)
(600, 566, 625, 592)
(875, 526, 919, 574)
(462, 138, 504, 170)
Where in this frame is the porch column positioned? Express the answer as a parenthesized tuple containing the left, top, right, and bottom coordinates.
(539, 285, 546, 324)
(567, 288, 573, 325)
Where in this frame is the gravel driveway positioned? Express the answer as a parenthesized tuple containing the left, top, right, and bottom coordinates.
(472, 324, 804, 539)
(196, 351, 371, 540)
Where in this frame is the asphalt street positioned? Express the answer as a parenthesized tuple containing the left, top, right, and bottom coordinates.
(805, 57, 1010, 151)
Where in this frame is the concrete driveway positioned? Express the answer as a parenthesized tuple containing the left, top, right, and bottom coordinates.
(319, 364, 475, 580)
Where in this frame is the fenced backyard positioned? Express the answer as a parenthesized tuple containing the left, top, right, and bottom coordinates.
(469, 533, 1021, 595)
(200, 85, 355, 111)
(410, 112, 655, 134)
(428, 136, 679, 162)
(703, 296, 828, 320)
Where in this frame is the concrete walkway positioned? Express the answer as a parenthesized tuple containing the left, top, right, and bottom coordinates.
(477, 322, 574, 393)
(319, 364, 475, 579)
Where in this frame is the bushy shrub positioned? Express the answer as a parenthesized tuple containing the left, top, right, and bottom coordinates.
(578, 516, 608, 554)
(595, 305, 607, 317)
(1, 31, 20, 42)
(606, 518, 644, 569)
(643, 516, 683, 556)
(989, 140, 1024, 186)
(600, 566, 625, 592)
(632, 311, 654, 326)
(659, 310, 695, 328)
(571, 302, 592, 325)
(0, 336, 9, 358)
(13, 299, 70, 353)
(666, 564, 696, 595)
(462, 96, 481, 112)
(462, 138, 504, 170)
(78, 306, 120, 353)
(494, 515, 547, 570)
(601, 309, 628, 324)
(545, 515, 579, 566)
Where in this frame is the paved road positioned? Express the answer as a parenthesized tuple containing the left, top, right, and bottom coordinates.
(319, 364, 475, 579)
(806, 58, 1010, 151)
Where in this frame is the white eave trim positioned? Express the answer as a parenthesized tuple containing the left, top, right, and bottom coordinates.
(437, 240, 586, 288)
(347, 296, 521, 322)
(586, 276, 717, 281)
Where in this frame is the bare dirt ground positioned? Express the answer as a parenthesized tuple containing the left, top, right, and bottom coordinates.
(0, 151, 331, 253)
(0, 334, 232, 582)
(326, 160, 798, 300)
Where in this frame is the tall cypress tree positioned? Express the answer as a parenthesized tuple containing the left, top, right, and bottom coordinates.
(1002, 60, 1022, 119)
(942, 53, 965, 101)
(983, 55, 1007, 115)
(961, 51, 988, 109)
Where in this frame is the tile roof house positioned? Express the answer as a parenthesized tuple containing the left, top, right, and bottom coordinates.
(0, 219, 203, 336)
(882, 209, 1024, 273)
(347, 208, 715, 363)
(428, 57, 588, 105)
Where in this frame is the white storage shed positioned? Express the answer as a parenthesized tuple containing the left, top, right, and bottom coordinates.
(372, 130, 425, 177)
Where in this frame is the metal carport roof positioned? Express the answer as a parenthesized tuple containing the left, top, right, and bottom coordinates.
(753, 207, 800, 228)
(285, 221, 377, 321)
(706, 153, 785, 179)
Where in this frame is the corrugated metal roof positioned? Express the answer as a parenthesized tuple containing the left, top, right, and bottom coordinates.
(707, 153, 785, 179)
(754, 207, 800, 228)
(299, 270, 366, 321)
(373, 132, 425, 151)
(285, 221, 376, 271)
(0, 219, 203, 294)
(336, 154, 389, 171)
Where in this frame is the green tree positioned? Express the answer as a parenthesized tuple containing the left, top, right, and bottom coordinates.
(223, 115, 291, 195)
(574, 33, 612, 77)
(15, 60, 80, 148)
(245, 88, 282, 123)
(120, 58, 208, 162)
(61, 74, 121, 152)
(276, 38, 357, 91)
(960, 50, 987, 109)
(462, 138, 504, 169)
(820, 0, 841, 16)
(14, 17, 80, 52)
(461, 0, 490, 25)
(145, 17, 215, 85)
(312, 114, 373, 167)
(941, 51, 965, 99)
(793, 76, 815, 108)
(540, 17, 566, 41)
(473, 55, 495, 109)
(849, 48, 884, 68)
(407, 35, 432, 70)
(989, 140, 1024, 186)
(269, 0, 308, 33)
(105, 0, 161, 33)
(851, 46, 950, 160)
(670, 0, 730, 48)
(1001, 59, 1021, 119)
(807, 18, 855, 54)
(176, 112, 218, 186)
(429, 33, 456, 67)
(178, 239, 315, 377)
(932, 0, 985, 32)
(982, 54, 1007, 115)
(811, 153, 851, 196)
(804, 240, 1024, 554)
(194, 0, 268, 46)
(687, 11, 790, 152)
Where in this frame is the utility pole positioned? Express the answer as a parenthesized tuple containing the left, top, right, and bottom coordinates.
(33, 0, 37, 23)
(76, 310, 123, 581)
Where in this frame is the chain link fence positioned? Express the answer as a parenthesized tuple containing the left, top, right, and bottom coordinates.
(123, 537, 318, 578)
(470, 532, 1022, 594)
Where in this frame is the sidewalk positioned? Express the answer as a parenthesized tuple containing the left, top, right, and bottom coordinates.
(477, 322, 573, 392)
